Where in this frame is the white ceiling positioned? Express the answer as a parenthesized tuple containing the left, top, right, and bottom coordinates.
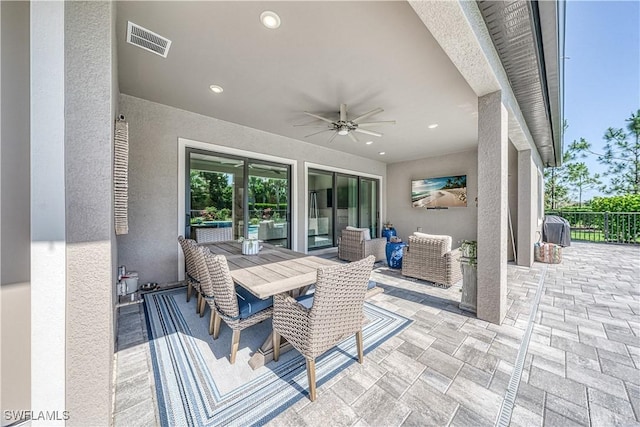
(116, 1, 479, 164)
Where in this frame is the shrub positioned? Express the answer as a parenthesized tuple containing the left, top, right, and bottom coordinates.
(551, 195, 640, 242)
(591, 194, 640, 213)
(591, 195, 640, 242)
(216, 208, 231, 220)
(201, 206, 231, 221)
(202, 206, 218, 221)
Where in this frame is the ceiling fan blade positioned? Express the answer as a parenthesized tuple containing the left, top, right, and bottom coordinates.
(303, 111, 335, 124)
(357, 120, 396, 126)
(348, 132, 359, 143)
(352, 108, 383, 123)
(327, 132, 338, 143)
(305, 129, 334, 138)
(293, 121, 331, 127)
(340, 104, 347, 122)
(354, 128, 383, 137)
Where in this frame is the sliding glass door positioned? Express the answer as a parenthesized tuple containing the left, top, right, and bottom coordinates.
(186, 149, 291, 248)
(247, 161, 290, 246)
(360, 178, 378, 235)
(308, 169, 380, 250)
(336, 174, 359, 234)
(308, 170, 334, 249)
(187, 152, 243, 242)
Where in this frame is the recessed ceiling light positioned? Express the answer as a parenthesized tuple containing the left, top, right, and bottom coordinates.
(379, 151, 386, 155)
(260, 11, 281, 29)
(209, 85, 224, 94)
(428, 124, 439, 129)
(366, 141, 373, 145)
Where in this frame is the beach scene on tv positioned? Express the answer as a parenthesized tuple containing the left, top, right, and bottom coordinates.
(411, 175, 467, 208)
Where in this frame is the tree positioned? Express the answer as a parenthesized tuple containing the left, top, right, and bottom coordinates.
(190, 171, 210, 210)
(545, 139, 577, 210)
(248, 177, 265, 203)
(545, 169, 570, 210)
(565, 162, 601, 206)
(204, 172, 233, 208)
(190, 171, 233, 212)
(572, 110, 640, 195)
(545, 163, 571, 210)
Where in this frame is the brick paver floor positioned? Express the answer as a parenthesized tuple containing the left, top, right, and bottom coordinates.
(112, 242, 640, 426)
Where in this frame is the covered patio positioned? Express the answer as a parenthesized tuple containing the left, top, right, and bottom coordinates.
(113, 242, 640, 426)
(1, 1, 573, 425)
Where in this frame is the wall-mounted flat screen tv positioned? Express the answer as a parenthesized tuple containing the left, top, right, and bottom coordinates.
(411, 175, 467, 208)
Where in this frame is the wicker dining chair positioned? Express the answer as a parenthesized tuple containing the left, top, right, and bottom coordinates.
(178, 235, 201, 307)
(200, 250, 274, 364)
(271, 255, 375, 401)
(337, 229, 386, 262)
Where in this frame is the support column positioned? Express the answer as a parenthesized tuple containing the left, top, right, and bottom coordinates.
(477, 91, 508, 324)
(64, 2, 115, 425)
(30, 2, 66, 424)
(2, 1, 32, 418)
(30, 1, 117, 424)
(517, 150, 535, 267)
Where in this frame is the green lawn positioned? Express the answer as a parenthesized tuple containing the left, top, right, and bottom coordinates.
(571, 229, 606, 242)
(571, 228, 640, 243)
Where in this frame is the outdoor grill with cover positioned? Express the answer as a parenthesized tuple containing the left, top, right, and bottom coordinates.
(542, 215, 571, 247)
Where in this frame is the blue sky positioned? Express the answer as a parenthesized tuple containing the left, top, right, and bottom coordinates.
(564, 0, 639, 200)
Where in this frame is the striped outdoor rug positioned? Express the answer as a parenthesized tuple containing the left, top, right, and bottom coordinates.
(144, 288, 412, 426)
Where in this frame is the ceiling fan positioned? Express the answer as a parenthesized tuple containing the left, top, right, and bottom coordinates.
(296, 103, 395, 143)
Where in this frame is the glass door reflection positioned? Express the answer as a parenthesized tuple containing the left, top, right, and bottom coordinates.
(308, 169, 333, 249)
(336, 174, 359, 235)
(247, 161, 291, 248)
(359, 178, 379, 237)
(187, 152, 243, 242)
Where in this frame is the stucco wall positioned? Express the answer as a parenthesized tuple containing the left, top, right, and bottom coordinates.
(517, 149, 542, 267)
(118, 94, 387, 284)
(386, 149, 478, 246)
(64, 2, 115, 424)
(111, 0, 120, 335)
(0, 1, 31, 420)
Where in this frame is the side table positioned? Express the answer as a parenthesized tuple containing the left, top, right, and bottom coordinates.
(381, 227, 397, 241)
(385, 241, 406, 269)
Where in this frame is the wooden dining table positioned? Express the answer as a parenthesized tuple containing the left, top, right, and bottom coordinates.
(200, 241, 340, 368)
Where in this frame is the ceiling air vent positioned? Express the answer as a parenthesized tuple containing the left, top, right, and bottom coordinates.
(126, 21, 172, 58)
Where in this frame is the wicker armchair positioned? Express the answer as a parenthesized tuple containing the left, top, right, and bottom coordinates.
(337, 229, 386, 262)
(401, 233, 462, 287)
(200, 250, 273, 364)
(272, 255, 375, 401)
(178, 236, 201, 309)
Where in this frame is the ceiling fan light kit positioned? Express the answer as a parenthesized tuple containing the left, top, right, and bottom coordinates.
(298, 103, 395, 143)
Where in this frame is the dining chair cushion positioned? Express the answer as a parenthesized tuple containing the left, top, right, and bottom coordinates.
(235, 286, 273, 319)
(294, 293, 315, 310)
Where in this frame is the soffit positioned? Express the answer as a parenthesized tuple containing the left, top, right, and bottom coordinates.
(477, 0, 562, 166)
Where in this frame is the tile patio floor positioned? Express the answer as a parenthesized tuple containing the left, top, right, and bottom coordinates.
(112, 242, 640, 426)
